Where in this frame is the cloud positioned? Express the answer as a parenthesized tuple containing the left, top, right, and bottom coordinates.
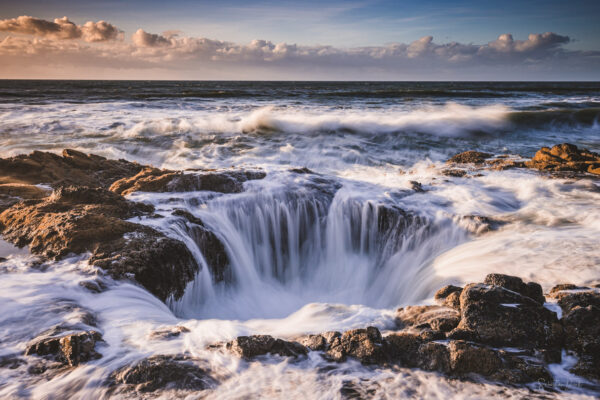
(0, 15, 122, 42)
(0, 16, 598, 79)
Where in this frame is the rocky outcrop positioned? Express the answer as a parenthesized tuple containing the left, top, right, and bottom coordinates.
(445, 143, 600, 177)
(525, 143, 600, 175)
(223, 335, 308, 359)
(447, 151, 493, 165)
(109, 355, 216, 393)
(110, 167, 266, 195)
(25, 329, 103, 367)
(210, 274, 600, 389)
(0, 185, 198, 301)
(0, 149, 142, 189)
(547, 285, 600, 381)
(449, 281, 561, 348)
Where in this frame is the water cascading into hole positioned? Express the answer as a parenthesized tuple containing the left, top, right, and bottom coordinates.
(164, 180, 470, 320)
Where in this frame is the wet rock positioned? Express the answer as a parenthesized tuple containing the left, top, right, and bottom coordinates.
(0, 149, 143, 189)
(441, 169, 467, 177)
(396, 305, 460, 333)
(384, 332, 423, 366)
(78, 278, 108, 293)
(148, 326, 191, 340)
(296, 331, 341, 351)
(172, 210, 230, 282)
(25, 330, 102, 367)
(416, 342, 451, 373)
(455, 215, 505, 235)
(0, 186, 198, 301)
(110, 167, 266, 195)
(434, 285, 463, 306)
(447, 151, 493, 165)
(449, 283, 562, 348)
(562, 303, 600, 357)
(90, 228, 198, 301)
(110, 355, 216, 393)
(525, 143, 600, 175)
(409, 181, 425, 193)
(225, 335, 307, 359)
(326, 327, 388, 365)
(493, 350, 554, 384)
(289, 167, 313, 174)
(570, 355, 600, 382)
(483, 273, 545, 304)
(448, 341, 502, 376)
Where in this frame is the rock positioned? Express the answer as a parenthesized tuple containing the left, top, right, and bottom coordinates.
(0, 186, 198, 301)
(396, 305, 460, 333)
(0, 149, 143, 189)
(563, 304, 600, 357)
(384, 332, 423, 367)
(326, 327, 387, 365)
(415, 342, 451, 373)
(110, 167, 266, 195)
(296, 331, 341, 351)
(448, 341, 502, 376)
(570, 355, 600, 382)
(447, 151, 493, 165)
(525, 143, 600, 175)
(25, 330, 102, 367)
(409, 181, 425, 193)
(449, 283, 562, 348)
(483, 273, 545, 304)
(434, 285, 463, 305)
(225, 335, 307, 359)
(171, 210, 230, 282)
(110, 355, 216, 393)
(441, 169, 467, 177)
(90, 228, 198, 302)
(149, 326, 191, 340)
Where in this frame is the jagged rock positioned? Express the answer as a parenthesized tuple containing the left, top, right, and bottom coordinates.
(0, 186, 198, 301)
(296, 331, 341, 351)
(434, 285, 463, 310)
(525, 143, 600, 175)
(0, 149, 143, 188)
(384, 332, 423, 367)
(326, 327, 387, 365)
(148, 326, 191, 340)
(415, 342, 451, 373)
(396, 305, 460, 333)
(110, 167, 266, 195)
(225, 335, 307, 359)
(448, 341, 502, 376)
(110, 355, 216, 393)
(570, 355, 600, 382)
(483, 273, 545, 304)
(90, 228, 198, 301)
(442, 169, 467, 177)
(25, 330, 102, 367)
(171, 209, 230, 282)
(447, 151, 493, 165)
(448, 283, 562, 348)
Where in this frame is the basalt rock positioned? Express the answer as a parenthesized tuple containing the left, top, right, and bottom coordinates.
(296, 331, 341, 351)
(483, 273, 545, 304)
(109, 355, 216, 393)
(0, 149, 143, 189)
(326, 327, 388, 365)
(525, 143, 600, 175)
(447, 151, 493, 165)
(548, 286, 600, 380)
(448, 283, 562, 348)
(434, 285, 463, 310)
(25, 330, 103, 367)
(0, 186, 198, 301)
(396, 305, 460, 333)
(110, 166, 266, 195)
(225, 335, 308, 359)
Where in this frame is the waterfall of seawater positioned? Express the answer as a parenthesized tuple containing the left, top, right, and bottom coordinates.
(159, 178, 470, 320)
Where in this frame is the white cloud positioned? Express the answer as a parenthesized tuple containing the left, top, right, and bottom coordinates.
(0, 15, 122, 42)
(0, 15, 598, 79)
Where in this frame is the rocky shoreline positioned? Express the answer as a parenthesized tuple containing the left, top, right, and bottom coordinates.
(0, 144, 599, 396)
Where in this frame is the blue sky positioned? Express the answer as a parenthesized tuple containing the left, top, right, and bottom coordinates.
(0, 0, 599, 79)
(1, 0, 599, 49)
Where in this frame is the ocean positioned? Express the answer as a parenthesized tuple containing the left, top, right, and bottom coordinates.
(0, 81, 599, 398)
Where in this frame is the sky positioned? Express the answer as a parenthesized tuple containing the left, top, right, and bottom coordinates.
(0, 0, 599, 80)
